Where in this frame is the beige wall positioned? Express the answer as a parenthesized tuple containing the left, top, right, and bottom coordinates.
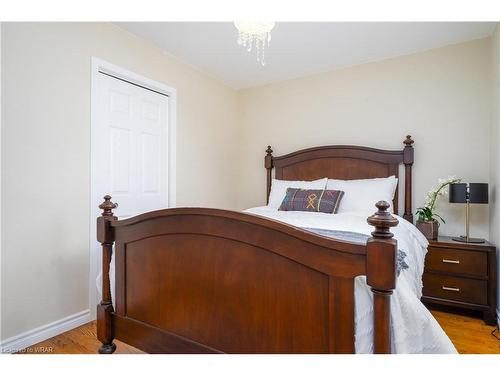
(490, 24, 500, 320)
(1, 23, 239, 340)
(237, 38, 492, 240)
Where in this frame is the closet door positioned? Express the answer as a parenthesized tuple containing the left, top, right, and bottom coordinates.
(93, 72, 169, 218)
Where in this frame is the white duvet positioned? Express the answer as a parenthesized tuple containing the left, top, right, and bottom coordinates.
(245, 206, 457, 354)
(99, 207, 457, 354)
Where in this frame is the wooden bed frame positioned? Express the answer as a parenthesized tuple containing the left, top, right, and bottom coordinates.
(97, 135, 415, 354)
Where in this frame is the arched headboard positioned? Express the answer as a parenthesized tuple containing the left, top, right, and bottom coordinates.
(265, 135, 414, 222)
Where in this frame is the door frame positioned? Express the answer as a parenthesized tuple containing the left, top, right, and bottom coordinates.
(89, 57, 177, 319)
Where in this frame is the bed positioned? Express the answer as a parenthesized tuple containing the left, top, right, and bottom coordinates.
(96, 135, 456, 354)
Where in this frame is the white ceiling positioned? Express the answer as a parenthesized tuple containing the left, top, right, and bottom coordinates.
(117, 22, 496, 89)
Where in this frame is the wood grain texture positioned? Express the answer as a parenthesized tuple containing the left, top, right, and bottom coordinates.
(266, 135, 414, 221)
(423, 274, 488, 305)
(366, 201, 398, 353)
(422, 236, 497, 325)
(96, 195, 118, 354)
(19, 309, 500, 354)
(425, 247, 488, 278)
(19, 321, 143, 354)
(104, 207, 371, 353)
(125, 234, 331, 353)
(430, 309, 500, 354)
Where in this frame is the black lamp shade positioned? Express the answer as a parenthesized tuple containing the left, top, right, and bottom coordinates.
(449, 183, 488, 204)
(449, 183, 467, 203)
(469, 183, 488, 204)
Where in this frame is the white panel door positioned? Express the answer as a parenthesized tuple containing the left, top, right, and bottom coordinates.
(94, 72, 169, 218)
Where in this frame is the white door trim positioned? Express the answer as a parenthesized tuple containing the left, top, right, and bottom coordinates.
(89, 57, 177, 319)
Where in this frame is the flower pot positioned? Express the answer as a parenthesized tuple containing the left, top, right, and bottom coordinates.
(416, 220, 439, 240)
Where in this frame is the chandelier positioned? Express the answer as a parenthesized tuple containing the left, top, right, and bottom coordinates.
(234, 22, 275, 66)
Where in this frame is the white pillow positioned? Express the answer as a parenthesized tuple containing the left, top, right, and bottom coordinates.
(268, 178, 328, 209)
(326, 176, 398, 214)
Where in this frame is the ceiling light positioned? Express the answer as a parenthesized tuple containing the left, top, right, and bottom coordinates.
(234, 22, 275, 66)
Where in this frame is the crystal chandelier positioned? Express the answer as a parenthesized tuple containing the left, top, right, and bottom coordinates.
(234, 22, 275, 66)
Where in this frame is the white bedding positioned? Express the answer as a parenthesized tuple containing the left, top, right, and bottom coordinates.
(245, 206, 457, 354)
(98, 207, 457, 354)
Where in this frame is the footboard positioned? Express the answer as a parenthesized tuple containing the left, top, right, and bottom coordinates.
(97, 197, 398, 354)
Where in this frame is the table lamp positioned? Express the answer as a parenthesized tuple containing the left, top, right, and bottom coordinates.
(449, 183, 488, 243)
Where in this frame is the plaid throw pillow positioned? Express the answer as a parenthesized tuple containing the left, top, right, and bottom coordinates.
(278, 188, 345, 214)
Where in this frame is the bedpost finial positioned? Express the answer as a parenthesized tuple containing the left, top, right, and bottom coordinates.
(266, 145, 273, 156)
(367, 201, 399, 239)
(403, 135, 414, 148)
(99, 195, 118, 217)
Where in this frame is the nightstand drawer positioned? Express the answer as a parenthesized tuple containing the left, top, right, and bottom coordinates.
(425, 247, 487, 277)
(422, 273, 487, 305)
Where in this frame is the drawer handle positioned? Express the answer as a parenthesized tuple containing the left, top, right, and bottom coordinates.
(442, 259, 460, 264)
(442, 286, 460, 292)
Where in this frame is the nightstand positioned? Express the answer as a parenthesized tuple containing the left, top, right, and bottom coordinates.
(421, 236, 497, 325)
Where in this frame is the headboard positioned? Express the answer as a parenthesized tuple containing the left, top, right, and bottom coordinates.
(265, 135, 415, 222)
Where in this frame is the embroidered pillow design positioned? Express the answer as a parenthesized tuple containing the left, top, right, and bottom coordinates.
(278, 188, 344, 214)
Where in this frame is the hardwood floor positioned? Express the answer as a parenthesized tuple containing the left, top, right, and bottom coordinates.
(430, 309, 500, 354)
(20, 310, 500, 354)
(19, 321, 143, 354)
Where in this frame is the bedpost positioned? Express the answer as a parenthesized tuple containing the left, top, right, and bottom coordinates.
(265, 146, 273, 204)
(403, 135, 414, 222)
(366, 201, 398, 354)
(97, 195, 118, 354)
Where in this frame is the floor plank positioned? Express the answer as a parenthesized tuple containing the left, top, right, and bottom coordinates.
(19, 310, 500, 354)
(430, 309, 500, 354)
(18, 321, 143, 354)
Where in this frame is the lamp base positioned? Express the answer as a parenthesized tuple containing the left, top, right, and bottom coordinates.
(452, 235, 485, 244)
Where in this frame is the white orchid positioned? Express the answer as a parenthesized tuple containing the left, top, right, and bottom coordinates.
(417, 176, 461, 223)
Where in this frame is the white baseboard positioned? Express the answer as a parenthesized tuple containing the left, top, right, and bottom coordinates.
(1, 309, 90, 354)
(497, 309, 500, 328)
